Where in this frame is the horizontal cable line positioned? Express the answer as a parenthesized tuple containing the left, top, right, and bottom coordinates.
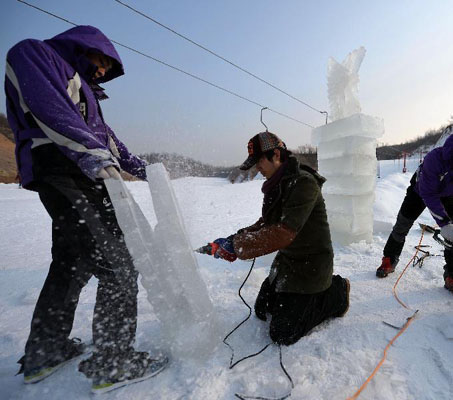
(108, 41, 312, 126)
(113, 0, 327, 117)
(16, 0, 313, 128)
(17, 0, 77, 26)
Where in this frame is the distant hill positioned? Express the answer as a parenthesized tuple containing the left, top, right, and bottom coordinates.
(0, 113, 14, 143)
(0, 113, 18, 184)
(140, 152, 235, 179)
(376, 124, 450, 160)
(0, 131, 18, 184)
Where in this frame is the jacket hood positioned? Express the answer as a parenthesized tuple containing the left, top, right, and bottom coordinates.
(44, 25, 124, 84)
(284, 156, 326, 186)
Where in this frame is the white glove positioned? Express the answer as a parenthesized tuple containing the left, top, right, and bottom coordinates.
(440, 223, 453, 243)
(97, 166, 121, 180)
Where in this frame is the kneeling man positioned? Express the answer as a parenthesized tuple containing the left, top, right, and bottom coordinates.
(208, 132, 350, 345)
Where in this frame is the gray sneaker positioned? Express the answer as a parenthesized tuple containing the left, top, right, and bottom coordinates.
(22, 338, 86, 384)
(90, 354, 168, 394)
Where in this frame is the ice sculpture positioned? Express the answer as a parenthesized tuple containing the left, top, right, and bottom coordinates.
(105, 165, 220, 360)
(312, 47, 384, 245)
(327, 47, 366, 121)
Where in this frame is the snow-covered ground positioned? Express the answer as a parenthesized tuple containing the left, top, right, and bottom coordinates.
(1, 157, 453, 400)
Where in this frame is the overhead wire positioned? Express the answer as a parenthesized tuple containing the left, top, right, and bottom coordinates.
(113, 0, 328, 120)
(16, 0, 314, 128)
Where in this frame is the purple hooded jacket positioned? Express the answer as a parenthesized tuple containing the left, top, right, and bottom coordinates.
(416, 125, 453, 227)
(4, 25, 147, 189)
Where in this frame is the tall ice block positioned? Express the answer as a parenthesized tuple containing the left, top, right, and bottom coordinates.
(312, 113, 384, 245)
(105, 165, 220, 361)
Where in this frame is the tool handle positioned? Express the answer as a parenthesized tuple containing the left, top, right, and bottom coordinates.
(433, 232, 453, 249)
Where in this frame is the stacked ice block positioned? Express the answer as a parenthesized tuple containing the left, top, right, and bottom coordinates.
(312, 113, 384, 244)
(105, 164, 220, 361)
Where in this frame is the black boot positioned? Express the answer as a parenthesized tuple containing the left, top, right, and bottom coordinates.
(254, 278, 275, 321)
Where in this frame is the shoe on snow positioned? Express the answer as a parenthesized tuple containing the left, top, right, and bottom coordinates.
(24, 358, 74, 384)
(79, 350, 152, 379)
(91, 355, 168, 394)
(22, 338, 86, 384)
(376, 256, 399, 278)
(445, 276, 453, 292)
(338, 278, 350, 317)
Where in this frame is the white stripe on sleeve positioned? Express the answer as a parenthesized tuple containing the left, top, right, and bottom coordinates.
(6, 61, 111, 161)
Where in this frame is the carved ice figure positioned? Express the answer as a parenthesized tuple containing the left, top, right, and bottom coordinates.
(105, 165, 220, 360)
(313, 47, 383, 245)
(327, 47, 366, 121)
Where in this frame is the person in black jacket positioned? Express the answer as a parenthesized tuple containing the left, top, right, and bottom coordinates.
(208, 131, 350, 345)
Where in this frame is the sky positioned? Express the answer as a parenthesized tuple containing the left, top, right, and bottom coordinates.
(1, 0, 453, 166)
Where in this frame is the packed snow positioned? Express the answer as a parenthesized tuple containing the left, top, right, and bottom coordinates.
(1, 157, 453, 400)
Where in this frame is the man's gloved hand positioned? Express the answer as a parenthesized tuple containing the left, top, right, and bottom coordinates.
(441, 223, 453, 244)
(97, 166, 121, 180)
(211, 235, 237, 262)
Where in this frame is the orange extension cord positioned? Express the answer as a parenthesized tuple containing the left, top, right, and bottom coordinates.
(347, 227, 425, 400)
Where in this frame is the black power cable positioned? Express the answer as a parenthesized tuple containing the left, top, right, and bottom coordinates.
(223, 258, 294, 400)
(113, 0, 328, 120)
(234, 346, 294, 400)
(16, 0, 314, 128)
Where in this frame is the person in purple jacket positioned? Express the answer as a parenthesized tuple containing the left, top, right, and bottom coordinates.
(5, 26, 167, 393)
(376, 124, 453, 293)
